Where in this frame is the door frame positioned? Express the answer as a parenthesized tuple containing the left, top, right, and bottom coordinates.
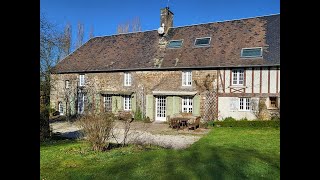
(155, 96, 166, 121)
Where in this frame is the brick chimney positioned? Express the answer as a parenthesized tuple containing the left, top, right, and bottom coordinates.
(160, 7, 174, 34)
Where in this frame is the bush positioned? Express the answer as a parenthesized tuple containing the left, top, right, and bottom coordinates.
(223, 117, 237, 121)
(143, 116, 151, 123)
(40, 105, 51, 141)
(78, 112, 116, 151)
(213, 120, 280, 128)
(134, 107, 143, 121)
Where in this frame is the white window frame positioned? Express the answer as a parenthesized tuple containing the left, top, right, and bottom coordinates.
(124, 72, 132, 86)
(194, 37, 211, 47)
(77, 93, 85, 114)
(232, 69, 244, 86)
(79, 74, 85, 86)
(241, 47, 263, 58)
(104, 95, 112, 112)
(58, 102, 64, 115)
(182, 71, 192, 86)
(182, 97, 193, 113)
(123, 95, 131, 111)
(65, 80, 70, 89)
(239, 98, 251, 111)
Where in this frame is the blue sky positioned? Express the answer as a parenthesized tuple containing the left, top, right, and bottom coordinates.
(40, 0, 279, 51)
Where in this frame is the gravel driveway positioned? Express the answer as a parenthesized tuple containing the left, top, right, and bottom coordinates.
(50, 121, 209, 149)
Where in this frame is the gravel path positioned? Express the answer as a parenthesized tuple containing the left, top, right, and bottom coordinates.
(50, 121, 205, 149)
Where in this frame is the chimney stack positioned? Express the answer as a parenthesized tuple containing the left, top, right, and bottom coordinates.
(160, 7, 174, 34)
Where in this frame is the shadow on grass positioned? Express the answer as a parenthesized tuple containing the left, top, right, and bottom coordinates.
(97, 145, 279, 179)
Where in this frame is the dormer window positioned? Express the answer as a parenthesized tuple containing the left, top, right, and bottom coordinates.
(167, 40, 183, 48)
(124, 72, 131, 86)
(194, 37, 211, 47)
(241, 47, 263, 58)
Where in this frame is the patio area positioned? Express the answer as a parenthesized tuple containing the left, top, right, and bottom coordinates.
(50, 120, 211, 149)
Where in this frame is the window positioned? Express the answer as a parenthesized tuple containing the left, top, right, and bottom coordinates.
(65, 80, 70, 89)
(167, 40, 183, 48)
(123, 95, 131, 111)
(232, 69, 244, 85)
(182, 71, 192, 86)
(269, 97, 278, 108)
(182, 97, 193, 113)
(58, 102, 64, 115)
(124, 72, 131, 86)
(239, 98, 250, 111)
(241, 47, 262, 58)
(79, 74, 85, 86)
(194, 37, 211, 46)
(104, 95, 112, 112)
(78, 93, 85, 114)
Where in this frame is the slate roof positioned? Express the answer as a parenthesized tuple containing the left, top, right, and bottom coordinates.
(52, 14, 280, 74)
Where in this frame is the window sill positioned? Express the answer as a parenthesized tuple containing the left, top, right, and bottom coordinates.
(267, 107, 279, 110)
(229, 85, 246, 88)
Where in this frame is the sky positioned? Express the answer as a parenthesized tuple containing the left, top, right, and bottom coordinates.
(40, 0, 279, 51)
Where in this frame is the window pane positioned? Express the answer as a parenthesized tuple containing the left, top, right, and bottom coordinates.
(195, 37, 211, 46)
(246, 98, 250, 110)
(240, 98, 244, 110)
(168, 40, 183, 48)
(241, 48, 262, 57)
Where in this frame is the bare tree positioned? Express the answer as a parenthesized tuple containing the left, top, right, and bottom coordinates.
(89, 25, 94, 39)
(117, 17, 141, 34)
(131, 17, 141, 32)
(40, 12, 64, 140)
(76, 22, 84, 49)
(59, 22, 72, 60)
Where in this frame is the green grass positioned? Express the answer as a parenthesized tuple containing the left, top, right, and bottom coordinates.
(41, 127, 280, 180)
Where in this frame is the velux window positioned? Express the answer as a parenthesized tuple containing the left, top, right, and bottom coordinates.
(167, 40, 183, 48)
(194, 37, 211, 46)
(241, 47, 262, 58)
(182, 71, 192, 86)
(239, 98, 250, 111)
(232, 69, 244, 86)
(124, 72, 131, 86)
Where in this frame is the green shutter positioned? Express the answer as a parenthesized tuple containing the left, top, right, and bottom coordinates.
(173, 96, 181, 114)
(146, 95, 154, 120)
(193, 95, 200, 116)
(131, 94, 136, 112)
(112, 95, 122, 113)
(166, 96, 173, 118)
(95, 94, 100, 114)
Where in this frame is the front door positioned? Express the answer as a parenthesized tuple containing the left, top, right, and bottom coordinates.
(156, 96, 166, 121)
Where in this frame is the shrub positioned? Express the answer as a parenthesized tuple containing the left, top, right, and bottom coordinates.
(40, 105, 51, 141)
(134, 107, 143, 121)
(143, 116, 152, 123)
(213, 120, 280, 128)
(78, 112, 116, 151)
(223, 117, 237, 121)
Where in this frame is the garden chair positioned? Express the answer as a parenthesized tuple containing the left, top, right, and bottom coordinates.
(188, 116, 201, 130)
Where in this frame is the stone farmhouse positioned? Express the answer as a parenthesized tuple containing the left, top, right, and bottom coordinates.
(50, 7, 280, 121)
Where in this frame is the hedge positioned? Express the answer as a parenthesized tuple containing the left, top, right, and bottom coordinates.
(212, 120, 280, 128)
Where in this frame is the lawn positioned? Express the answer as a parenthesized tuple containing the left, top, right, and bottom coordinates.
(40, 127, 280, 179)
